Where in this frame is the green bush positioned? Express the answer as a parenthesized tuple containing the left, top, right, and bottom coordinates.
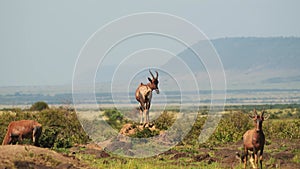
(132, 128, 159, 138)
(37, 108, 90, 148)
(39, 127, 58, 148)
(0, 107, 90, 148)
(103, 108, 127, 130)
(153, 111, 176, 130)
(182, 113, 206, 145)
(264, 119, 300, 139)
(30, 101, 49, 111)
(183, 111, 251, 147)
(210, 112, 251, 144)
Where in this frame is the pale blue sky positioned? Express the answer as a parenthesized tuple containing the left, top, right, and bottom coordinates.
(0, 0, 299, 86)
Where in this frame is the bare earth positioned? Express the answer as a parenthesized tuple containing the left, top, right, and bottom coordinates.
(0, 145, 89, 169)
(0, 138, 299, 169)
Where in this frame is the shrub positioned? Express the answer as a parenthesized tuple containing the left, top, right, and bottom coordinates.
(103, 108, 127, 130)
(182, 113, 206, 145)
(37, 108, 90, 148)
(0, 107, 90, 148)
(30, 101, 49, 111)
(183, 111, 251, 147)
(132, 128, 159, 138)
(210, 112, 251, 144)
(264, 119, 300, 139)
(153, 111, 176, 130)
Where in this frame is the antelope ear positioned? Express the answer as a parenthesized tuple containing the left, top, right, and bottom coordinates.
(263, 113, 270, 120)
(148, 77, 152, 82)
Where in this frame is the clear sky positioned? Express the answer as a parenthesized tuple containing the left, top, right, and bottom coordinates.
(0, 0, 299, 86)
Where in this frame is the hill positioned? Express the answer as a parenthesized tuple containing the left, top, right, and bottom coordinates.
(163, 37, 300, 89)
(212, 37, 300, 71)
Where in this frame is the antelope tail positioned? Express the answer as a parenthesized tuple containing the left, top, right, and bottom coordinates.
(2, 128, 11, 145)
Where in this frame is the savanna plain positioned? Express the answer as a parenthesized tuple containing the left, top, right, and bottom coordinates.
(0, 102, 299, 169)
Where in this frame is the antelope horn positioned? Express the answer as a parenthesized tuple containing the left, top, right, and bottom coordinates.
(261, 109, 265, 116)
(253, 108, 257, 115)
(149, 70, 155, 79)
(155, 71, 158, 79)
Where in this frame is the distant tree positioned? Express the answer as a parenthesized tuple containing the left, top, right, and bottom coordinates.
(30, 101, 49, 111)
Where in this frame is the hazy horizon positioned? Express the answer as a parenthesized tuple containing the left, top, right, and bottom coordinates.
(1, 1, 300, 87)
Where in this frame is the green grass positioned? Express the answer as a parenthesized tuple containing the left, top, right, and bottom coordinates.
(292, 154, 300, 164)
(76, 153, 224, 169)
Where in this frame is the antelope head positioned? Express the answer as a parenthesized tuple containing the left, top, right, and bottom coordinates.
(249, 109, 270, 132)
(148, 70, 159, 94)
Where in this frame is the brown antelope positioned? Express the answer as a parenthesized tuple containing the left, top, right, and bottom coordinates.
(135, 70, 159, 125)
(242, 109, 269, 169)
(2, 120, 42, 146)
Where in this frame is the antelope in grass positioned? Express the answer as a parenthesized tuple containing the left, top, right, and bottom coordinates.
(242, 109, 269, 169)
(2, 120, 42, 146)
(135, 70, 159, 125)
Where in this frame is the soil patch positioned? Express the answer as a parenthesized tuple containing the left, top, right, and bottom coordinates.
(0, 145, 89, 169)
(171, 152, 189, 160)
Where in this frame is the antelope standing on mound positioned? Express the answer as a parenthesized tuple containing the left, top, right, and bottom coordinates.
(2, 120, 42, 146)
(242, 109, 269, 169)
(135, 70, 159, 125)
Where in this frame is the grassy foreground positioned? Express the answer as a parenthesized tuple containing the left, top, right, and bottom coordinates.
(0, 103, 299, 168)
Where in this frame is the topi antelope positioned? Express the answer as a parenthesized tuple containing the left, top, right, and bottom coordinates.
(135, 70, 159, 125)
(2, 120, 42, 146)
(242, 109, 269, 169)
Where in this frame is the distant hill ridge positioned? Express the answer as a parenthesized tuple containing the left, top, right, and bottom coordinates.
(162, 37, 300, 89)
(92, 37, 300, 88)
(211, 37, 300, 71)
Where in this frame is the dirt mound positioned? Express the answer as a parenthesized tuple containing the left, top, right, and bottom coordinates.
(0, 145, 89, 169)
(119, 123, 157, 136)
